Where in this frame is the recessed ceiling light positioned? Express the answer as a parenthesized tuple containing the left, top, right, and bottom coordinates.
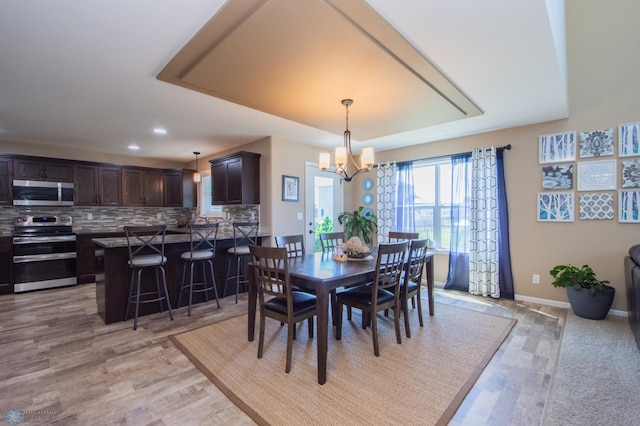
(153, 127, 167, 135)
(128, 144, 140, 151)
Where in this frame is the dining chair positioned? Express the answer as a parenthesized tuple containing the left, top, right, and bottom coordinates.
(123, 225, 173, 330)
(224, 221, 259, 303)
(177, 222, 221, 316)
(249, 245, 317, 373)
(388, 231, 419, 242)
(400, 238, 429, 338)
(274, 234, 305, 258)
(335, 240, 408, 356)
(319, 231, 344, 253)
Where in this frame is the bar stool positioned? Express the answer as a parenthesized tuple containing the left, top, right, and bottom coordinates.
(177, 222, 221, 316)
(224, 221, 259, 303)
(124, 225, 173, 330)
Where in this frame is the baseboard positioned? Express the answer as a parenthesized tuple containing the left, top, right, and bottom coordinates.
(515, 294, 628, 317)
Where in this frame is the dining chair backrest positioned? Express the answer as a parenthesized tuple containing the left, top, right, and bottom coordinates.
(388, 231, 419, 242)
(124, 225, 167, 265)
(373, 241, 409, 295)
(275, 234, 305, 258)
(319, 232, 344, 253)
(249, 245, 291, 301)
(186, 222, 219, 259)
(232, 221, 259, 249)
(404, 238, 429, 285)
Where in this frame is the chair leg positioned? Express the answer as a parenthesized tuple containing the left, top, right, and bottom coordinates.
(258, 309, 266, 359)
(188, 263, 195, 316)
(372, 311, 379, 356)
(160, 266, 173, 321)
(403, 296, 412, 338)
(124, 269, 135, 321)
(286, 320, 294, 373)
(416, 290, 424, 328)
(133, 269, 143, 330)
(155, 268, 164, 312)
(208, 259, 221, 308)
(308, 317, 314, 338)
(235, 256, 241, 303)
(335, 302, 343, 340)
(177, 262, 187, 309)
(393, 301, 402, 345)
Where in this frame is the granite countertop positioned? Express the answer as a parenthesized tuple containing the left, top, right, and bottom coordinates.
(92, 231, 271, 248)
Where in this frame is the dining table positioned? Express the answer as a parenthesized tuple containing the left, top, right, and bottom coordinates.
(247, 249, 435, 385)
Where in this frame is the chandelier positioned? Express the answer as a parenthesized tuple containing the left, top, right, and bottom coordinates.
(319, 99, 374, 182)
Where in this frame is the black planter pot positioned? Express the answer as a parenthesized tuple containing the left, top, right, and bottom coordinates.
(566, 285, 615, 320)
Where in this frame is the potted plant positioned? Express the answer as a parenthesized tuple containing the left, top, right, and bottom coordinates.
(549, 264, 615, 320)
(338, 206, 377, 245)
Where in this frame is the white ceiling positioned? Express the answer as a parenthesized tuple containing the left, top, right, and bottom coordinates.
(0, 0, 568, 163)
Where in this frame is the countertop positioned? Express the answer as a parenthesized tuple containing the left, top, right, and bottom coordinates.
(92, 231, 271, 248)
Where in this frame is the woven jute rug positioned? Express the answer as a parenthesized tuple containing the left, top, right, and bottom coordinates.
(170, 303, 516, 426)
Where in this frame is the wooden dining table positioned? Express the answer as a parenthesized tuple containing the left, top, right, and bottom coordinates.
(247, 250, 435, 384)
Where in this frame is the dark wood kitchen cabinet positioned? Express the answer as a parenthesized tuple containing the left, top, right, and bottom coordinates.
(13, 157, 74, 182)
(0, 236, 13, 294)
(76, 232, 119, 284)
(74, 164, 121, 206)
(210, 151, 260, 205)
(0, 157, 12, 205)
(163, 169, 196, 208)
(121, 167, 163, 207)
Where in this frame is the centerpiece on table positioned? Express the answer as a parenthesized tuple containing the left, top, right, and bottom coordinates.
(334, 236, 372, 261)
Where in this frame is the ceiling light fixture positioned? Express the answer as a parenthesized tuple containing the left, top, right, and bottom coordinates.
(319, 99, 374, 182)
(128, 144, 140, 151)
(153, 127, 167, 135)
(193, 151, 201, 183)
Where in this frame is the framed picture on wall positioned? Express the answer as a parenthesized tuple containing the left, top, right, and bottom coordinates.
(539, 131, 576, 164)
(537, 192, 575, 222)
(282, 175, 299, 202)
(619, 122, 640, 157)
(542, 163, 573, 190)
(577, 160, 617, 191)
(619, 190, 640, 223)
(579, 129, 614, 158)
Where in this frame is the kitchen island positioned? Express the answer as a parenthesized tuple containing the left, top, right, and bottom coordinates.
(92, 231, 269, 324)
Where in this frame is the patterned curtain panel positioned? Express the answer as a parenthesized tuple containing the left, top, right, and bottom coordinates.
(376, 162, 396, 243)
(469, 147, 500, 297)
(396, 161, 415, 233)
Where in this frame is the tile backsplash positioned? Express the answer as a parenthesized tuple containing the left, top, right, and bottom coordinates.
(0, 205, 260, 236)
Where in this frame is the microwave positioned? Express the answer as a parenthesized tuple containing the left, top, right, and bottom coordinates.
(12, 180, 74, 206)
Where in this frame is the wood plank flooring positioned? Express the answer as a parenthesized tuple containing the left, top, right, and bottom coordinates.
(0, 283, 567, 425)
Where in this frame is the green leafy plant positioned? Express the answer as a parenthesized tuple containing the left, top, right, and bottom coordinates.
(338, 206, 377, 245)
(549, 264, 610, 294)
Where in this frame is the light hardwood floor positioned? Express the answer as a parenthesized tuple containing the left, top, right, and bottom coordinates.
(0, 283, 567, 425)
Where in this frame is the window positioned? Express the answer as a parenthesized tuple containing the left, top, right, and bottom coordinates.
(200, 171, 223, 217)
(409, 158, 453, 250)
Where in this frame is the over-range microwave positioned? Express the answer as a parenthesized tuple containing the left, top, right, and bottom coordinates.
(12, 180, 74, 206)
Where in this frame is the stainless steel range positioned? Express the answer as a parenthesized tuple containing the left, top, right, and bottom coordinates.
(13, 215, 77, 292)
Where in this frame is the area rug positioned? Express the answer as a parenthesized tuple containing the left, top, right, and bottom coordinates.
(170, 303, 516, 426)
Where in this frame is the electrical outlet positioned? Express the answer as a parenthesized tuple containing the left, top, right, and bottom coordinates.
(87, 213, 93, 220)
(297, 212, 303, 220)
(532, 274, 540, 284)
(157, 212, 162, 220)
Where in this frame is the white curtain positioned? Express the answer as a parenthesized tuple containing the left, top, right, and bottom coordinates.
(376, 162, 396, 243)
(469, 147, 500, 297)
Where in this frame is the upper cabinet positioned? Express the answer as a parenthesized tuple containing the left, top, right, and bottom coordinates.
(0, 158, 13, 205)
(122, 168, 164, 207)
(163, 169, 197, 208)
(74, 164, 121, 206)
(13, 158, 74, 182)
(210, 151, 260, 205)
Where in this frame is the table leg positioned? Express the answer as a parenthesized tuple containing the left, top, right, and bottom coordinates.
(316, 285, 329, 385)
(247, 265, 256, 341)
(426, 255, 435, 316)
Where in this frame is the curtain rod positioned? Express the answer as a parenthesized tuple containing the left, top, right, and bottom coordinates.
(373, 144, 512, 169)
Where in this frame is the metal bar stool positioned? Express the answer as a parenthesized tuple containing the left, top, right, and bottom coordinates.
(124, 225, 173, 330)
(177, 222, 221, 316)
(224, 221, 259, 303)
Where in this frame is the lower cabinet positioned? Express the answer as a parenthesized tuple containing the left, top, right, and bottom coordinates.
(76, 232, 122, 284)
(0, 236, 13, 294)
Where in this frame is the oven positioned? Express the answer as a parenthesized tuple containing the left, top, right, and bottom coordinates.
(13, 215, 77, 292)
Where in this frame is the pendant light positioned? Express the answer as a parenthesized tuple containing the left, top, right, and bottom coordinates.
(193, 151, 201, 183)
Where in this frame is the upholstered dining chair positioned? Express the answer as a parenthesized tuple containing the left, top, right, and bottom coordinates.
(400, 238, 429, 338)
(319, 231, 344, 253)
(388, 231, 419, 242)
(224, 221, 259, 303)
(123, 225, 173, 330)
(274, 234, 305, 258)
(177, 222, 221, 316)
(249, 245, 317, 373)
(335, 241, 408, 356)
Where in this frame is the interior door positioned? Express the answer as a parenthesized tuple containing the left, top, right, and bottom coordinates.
(305, 162, 343, 252)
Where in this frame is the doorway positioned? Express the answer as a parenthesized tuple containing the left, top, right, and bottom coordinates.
(304, 162, 343, 252)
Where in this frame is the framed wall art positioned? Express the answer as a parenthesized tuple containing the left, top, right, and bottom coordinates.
(579, 129, 614, 158)
(618, 122, 640, 157)
(542, 163, 573, 190)
(619, 190, 640, 223)
(622, 159, 640, 188)
(537, 192, 574, 222)
(282, 175, 299, 202)
(579, 192, 614, 220)
(539, 131, 576, 164)
(577, 160, 617, 191)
